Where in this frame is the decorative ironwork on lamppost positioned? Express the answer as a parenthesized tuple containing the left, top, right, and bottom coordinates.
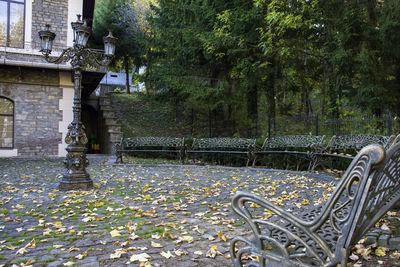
(39, 15, 117, 191)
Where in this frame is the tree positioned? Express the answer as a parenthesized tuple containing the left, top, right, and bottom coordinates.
(92, 0, 149, 93)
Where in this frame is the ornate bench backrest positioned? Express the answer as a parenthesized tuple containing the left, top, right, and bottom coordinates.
(328, 134, 393, 151)
(317, 140, 400, 264)
(192, 137, 256, 150)
(122, 137, 184, 149)
(350, 138, 400, 243)
(230, 139, 400, 266)
(262, 135, 325, 150)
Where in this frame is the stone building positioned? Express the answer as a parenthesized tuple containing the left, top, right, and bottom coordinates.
(0, 0, 107, 157)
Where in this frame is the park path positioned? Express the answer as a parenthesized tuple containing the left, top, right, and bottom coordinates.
(0, 157, 395, 266)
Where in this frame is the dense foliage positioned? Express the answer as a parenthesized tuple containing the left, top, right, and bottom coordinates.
(94, 0, 400, 137)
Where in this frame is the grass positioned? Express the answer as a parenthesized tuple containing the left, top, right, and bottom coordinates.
(137, 227, 168, 238)
(66, 236, 80, 242)
(42, 256, 56, 264)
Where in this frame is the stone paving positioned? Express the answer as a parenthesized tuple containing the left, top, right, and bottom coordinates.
(0, 157, 398, 266)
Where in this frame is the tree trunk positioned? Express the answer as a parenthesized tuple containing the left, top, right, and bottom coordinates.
(124, 56, 131, 94)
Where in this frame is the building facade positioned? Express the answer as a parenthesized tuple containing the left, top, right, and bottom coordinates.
(0, 0, 103, 157)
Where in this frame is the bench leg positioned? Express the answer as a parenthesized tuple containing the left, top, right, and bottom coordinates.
(252, 155, 257, 168)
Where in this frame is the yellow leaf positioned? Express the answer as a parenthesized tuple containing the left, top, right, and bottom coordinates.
(24, 259, 36, 265)
(63, 261, 75, 266)
(24, 239, 36, 249)
(121, 241, 130, 247)
(206, 245, 222, 258)
(218, 231, 228, 242)
(110, 229, 121, 237)
(375, 246, 388, 257)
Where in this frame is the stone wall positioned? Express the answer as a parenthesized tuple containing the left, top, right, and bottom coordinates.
(32, 0, 69, 51)
(0, 66, 63, 156)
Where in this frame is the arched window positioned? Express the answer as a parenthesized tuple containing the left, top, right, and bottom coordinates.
(0, 97, 14, 148)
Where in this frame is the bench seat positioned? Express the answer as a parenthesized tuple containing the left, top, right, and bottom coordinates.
(187, 137, 256, 166)
(115, 136, 185, 163)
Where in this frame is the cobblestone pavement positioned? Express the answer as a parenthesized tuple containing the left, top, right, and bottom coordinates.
(0, 157, 397, 267)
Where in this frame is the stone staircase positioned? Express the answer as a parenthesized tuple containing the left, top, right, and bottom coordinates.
(98, 94, 123, 154)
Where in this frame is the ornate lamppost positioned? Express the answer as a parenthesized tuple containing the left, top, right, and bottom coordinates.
(39, 15, 117, 190)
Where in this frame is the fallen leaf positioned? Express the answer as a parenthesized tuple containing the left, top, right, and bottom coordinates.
(218, 231, 228, 242)
(75, 252, 87, 260)
(16, 247, 28, 255)
(6, 244, 16, 250)
(110, 248, 127, 259)
(151, 241, 163, 248)
(176, 235, 194, 244)
(390, 251, 400, 259)
(206, 245, 222, 258)
(174, 249, 186, 256)
(110, 229, 121, 237)
(68, 246, 80, 252)
(24, 239, 36, 249)
(121, 241, 130, 247)
(375, 246, 388, 257)
(130, 253, 151, 262)
(160, 250, 174, 259)
(349, 254, 359, 261)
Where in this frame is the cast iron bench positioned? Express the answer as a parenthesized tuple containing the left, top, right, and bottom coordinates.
(186, 137, 256, 166)
(309, 134, 394, 171)
(230, 138, 400, 266)
(252, 135, 326, 168)
(115, 136, 185, 163)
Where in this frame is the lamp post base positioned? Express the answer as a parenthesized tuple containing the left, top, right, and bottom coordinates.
(60, 136, 92, 191)
(59, 174, 93, 191)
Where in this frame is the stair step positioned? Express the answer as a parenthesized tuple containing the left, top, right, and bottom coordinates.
(100, 106, 114, 111)
(105, 119, 120, 125)
(103, 112, 117, 119)
(108, 129, 122, 134)
(98, 94, 124, 154)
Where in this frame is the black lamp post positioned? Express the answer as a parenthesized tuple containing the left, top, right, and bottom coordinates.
(39, 15, 117, 191)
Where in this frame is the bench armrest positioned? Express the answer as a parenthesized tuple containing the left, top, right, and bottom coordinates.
(231, 191, 332, 266)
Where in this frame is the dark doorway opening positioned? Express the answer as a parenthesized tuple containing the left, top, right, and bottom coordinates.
(82, 104, 102, 154)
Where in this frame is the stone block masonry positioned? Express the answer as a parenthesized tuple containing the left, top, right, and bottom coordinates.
(32, 0, 69, 51)
(0, 66, 63, 156)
